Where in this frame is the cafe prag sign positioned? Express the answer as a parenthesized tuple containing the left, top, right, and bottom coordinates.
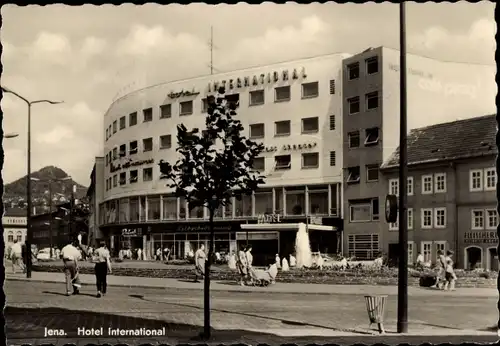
(257, 213, 282, 224)
(110, 158, 155, 173)
(168, 89, 200, 99)
(464, 231, 498, 244)
(122, 228, 142, 237)
(208, 67, 307, 93)
(177, 224, 232, 232)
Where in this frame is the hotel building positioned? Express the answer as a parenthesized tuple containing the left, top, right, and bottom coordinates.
(93, 53, 351, 264)
(341, 47, 496, 262)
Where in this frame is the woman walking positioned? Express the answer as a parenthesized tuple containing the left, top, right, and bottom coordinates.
(434, 250, 446, 289)
(245, 245, 254, 285)
(93, 241, 112, 298)
(236, 245, 248, 286)
(443, 250, 457, 291)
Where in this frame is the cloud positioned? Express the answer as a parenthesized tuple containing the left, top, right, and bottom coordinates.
(81, 36, 107, 57)
(409, 18, 495, 62)
(36, 125, 75, 144)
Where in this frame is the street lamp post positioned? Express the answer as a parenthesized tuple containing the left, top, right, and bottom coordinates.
(2, 86, 63, 279)
(31, 176, 71, 258)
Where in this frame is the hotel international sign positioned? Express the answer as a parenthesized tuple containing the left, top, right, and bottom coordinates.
(207, 67, 307, 93)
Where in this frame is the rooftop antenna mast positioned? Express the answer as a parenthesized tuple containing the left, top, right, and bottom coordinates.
(208, 26, 219, 74)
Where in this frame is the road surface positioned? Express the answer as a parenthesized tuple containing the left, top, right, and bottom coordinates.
(5, 280, 499, 345)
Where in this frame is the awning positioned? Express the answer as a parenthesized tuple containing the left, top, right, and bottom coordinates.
(240, 223, 337, 231)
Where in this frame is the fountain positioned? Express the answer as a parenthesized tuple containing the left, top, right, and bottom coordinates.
(295, 222, 313, 269)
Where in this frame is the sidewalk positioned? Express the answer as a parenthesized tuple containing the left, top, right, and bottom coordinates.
(6, 271, 497, 297)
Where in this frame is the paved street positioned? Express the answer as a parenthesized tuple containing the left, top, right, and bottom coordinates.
(5, 280, 499, 345)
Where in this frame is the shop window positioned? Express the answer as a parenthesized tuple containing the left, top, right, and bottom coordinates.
(162, 195, 177, 220)
(234, 193, 252, 217)
(254, 189, 273, 215)
(129, 197, 139, 222)
(147, 196, 161, 221)
(308, 185, 328, 215)
(286, 186, 305, 216)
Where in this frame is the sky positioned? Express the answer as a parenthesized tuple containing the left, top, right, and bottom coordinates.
(1, 2, 496, 186)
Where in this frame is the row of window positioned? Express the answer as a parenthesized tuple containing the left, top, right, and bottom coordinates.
(105, 136, 172, 165)
(346, 165, 381, 184)
(410, 240, 447, 264)
(249, 115, 336, 139)
(347, 91, 379, 115)
(101, 184, 340, 224)
(105, 168, 154, 191)
(6, 231, 23, 243)
(105, 80, 333, 141)
(347, 127, 380, 148)
(470, 168, 496, 192)
(346, 56, 379, 81)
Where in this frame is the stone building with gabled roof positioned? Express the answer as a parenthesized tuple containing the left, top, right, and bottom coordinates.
(379, 114, 497, 270)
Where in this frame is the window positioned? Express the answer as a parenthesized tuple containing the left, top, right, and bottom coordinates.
(160, 135, 172, 149)
(105, 128, 109, 140)
(249, 90, 265, 106)
(365, 91, 379, 110)
(275, 120, 291, 136)
(388, 178, 399, 196)
(119, 172, 126, 185)
(422, 175, 433, 194)
(112, 147, 118, 160)
(160, 104, 172, 118)
(129, 112, 138, 126)
(349, 200, 375, 222)
(308, 185, 329, 215)
(113, 175, 117, 187)
(471, 209, 485, 230)
(329, 79, 336, 94)
(366, 165, 379, 182)
(249, 123, 265, 139)
(7, 232, 13, 243)
(329, 151, 336, 166)
(408, 241, 414, 265)
(372, 198, 380, 221)
(105, 153, 109, 166)
(112, 120, 117, 134)
(347, 96, 360, 114)
(129, 140, 138, 155)
(407, 177, 414, 196)
(142, 108, 153, 122)
(286, 186, 306, 216)
(143, 138, 153, 152)
(143, 168, 153, 182)
(486, 209, 498, 229)
(434, 173, 446, 193)
(119, 144, 126, 157)
(180, 100, 193, 115)
(364, 127, 380, 146)
(201, 99, 208, 113)
(421, 242, 432, 263)
(484, 168, 497, 191)
(226, 93, 240, 109)
(389, 212, 398, 230)
(347, 166, 360, 183)
(434, 208, 447, 228)
(130, 170, 138, 183)
(302, 117, 319, 133)
(108, 125, 112, 138)
(275, 86, 291, 102)
(470, 169, 483, 191)
(366, 56, 379, 75)
(302, 82, 319, 98)
(421, 208, 433, 229)
(329, 115, 336, 130)
(435, 241, 446, 261)
(348, 234, 379, 260)
(302, 153, 319, 169)
(16, 232, 22, 242)
(408, 208, 414, 229)
(119, 116, 126, 130)
(252, 157, 265, 171)
(348, 131, 360, 148)
(347, 63, 360, 80)
(275, 155, 291, 170)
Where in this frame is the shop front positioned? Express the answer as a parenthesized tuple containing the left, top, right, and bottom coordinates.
(463, 231, 498, 270)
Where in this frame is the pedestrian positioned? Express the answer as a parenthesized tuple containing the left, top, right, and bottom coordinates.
(137, 248, 142, 261)
(163, 246, 169, 261)
(416, 252, 425, 270)
(443, 250, 457, 291)
(282, 257, 290, 271)
(289, 253, 296, 267)
(156, 247, 162, 261)
(433, 250, 446, 289)
(93, 240, 112, 298)
(236, 245, 249, 286)
(245, 245, 254, 285)
(228, 251, 237, 270)
(194, 244, 206, 283)
(60, 239, 82, 296)
(10, 239, 24, 274)
(275, 254, 281, 269)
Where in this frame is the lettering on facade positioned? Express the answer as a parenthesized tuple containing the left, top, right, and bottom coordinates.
(257, 213, 282, 224)
(122, 228, 142, 237)
(110, 159, 155, 173)
(388, 64, 433, 79)
(207, 68, 307, 93)
(282, 142, 317, 151)
(168, 89, 200, 99)
(176, 224, 232, 232)
(309, 217, 323, 225)
(464, 231, 498, 244)
(263, 145, 278, 153)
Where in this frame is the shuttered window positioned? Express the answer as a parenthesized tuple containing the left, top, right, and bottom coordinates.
(330, 151, 336, 166)
(329, 79, 336, 94)
(329, 115, 336, 130)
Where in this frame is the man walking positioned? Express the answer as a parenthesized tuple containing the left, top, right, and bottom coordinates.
(93, 240, 112, 298)
(61, 239, 82, 296)
(10, 239, 24, 274)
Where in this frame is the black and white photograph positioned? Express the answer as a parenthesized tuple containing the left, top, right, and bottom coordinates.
(1, 2, 498, 345)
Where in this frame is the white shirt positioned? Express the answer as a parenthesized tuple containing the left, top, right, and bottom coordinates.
(61, 244, 82, 261)
(416, 254, 424, 263)
(11, 243, 22, 256)
(94, 246, 110, 263)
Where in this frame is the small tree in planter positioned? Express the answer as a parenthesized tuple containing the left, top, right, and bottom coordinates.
(159, 87, 265, 339)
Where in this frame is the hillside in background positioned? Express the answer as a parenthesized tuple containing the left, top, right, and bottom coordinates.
(3, 166, 88, 210)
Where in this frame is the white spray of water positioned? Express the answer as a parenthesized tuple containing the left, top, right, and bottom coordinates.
(295, 223, 313, 269)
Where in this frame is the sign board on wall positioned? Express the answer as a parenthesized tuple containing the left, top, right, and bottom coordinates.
(122, 228, 143, 237)
(257, 214, 282, 224)
(464, 231, 498, 244)
(236, 231, 278, 241)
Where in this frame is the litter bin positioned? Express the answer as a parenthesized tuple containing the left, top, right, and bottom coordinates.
(364, 295, 387, 334)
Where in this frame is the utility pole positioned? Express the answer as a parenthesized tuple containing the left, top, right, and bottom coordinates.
(397, 1, 409, 334)
(48, 182, 53, 259)
(207, 26, 219, 75)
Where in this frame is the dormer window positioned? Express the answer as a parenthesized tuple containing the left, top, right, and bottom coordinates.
(364, 127, 380, 146)
(347, 166, 361, 184)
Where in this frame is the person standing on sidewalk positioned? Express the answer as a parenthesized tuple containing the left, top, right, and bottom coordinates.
(93, 240, 112, 298)
(61, 239, 82, 296)
(193, 244, 206, 283)
(10, 239, 24, 274)
(236, 245, 249, 286)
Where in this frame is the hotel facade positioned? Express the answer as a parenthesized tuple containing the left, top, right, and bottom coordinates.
(92, 53, 351, 264)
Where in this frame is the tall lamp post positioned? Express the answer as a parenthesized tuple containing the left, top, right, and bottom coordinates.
(30, 176, 72, 258)
(397, 2, 409, 334)
(2, 86, 63, 279)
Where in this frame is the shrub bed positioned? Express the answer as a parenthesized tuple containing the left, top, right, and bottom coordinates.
(32, 264, 497, 288)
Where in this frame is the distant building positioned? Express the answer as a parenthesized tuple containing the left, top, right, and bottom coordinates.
(3, 208, 27, 248)
(380, 114, 497, 270)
